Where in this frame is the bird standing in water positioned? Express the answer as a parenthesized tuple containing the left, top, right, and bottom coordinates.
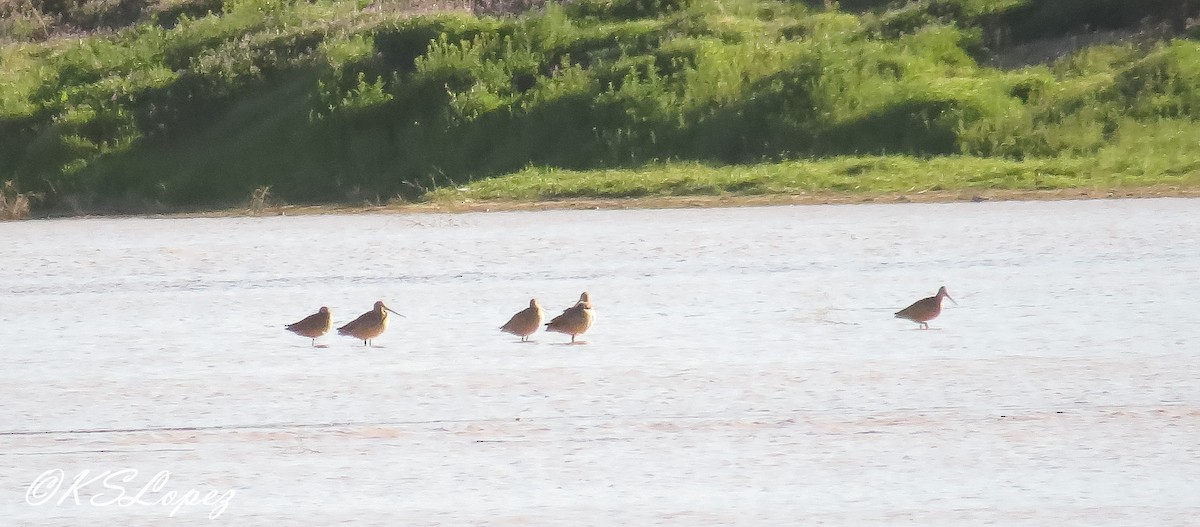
(285, 306, 332, 346)
(545, 292, 595, 344)
(338, 301, 403, 346)
(895, 286, 955, 329)
(501, 298, 544, 342)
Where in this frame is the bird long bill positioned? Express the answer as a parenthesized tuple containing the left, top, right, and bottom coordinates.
(946, 293, 957, 305)
(384, 306, 406, 318)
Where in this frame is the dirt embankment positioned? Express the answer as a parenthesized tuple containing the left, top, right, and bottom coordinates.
(141, 185, 1200, 219)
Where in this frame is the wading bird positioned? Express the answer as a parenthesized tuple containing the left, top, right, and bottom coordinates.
(895, 286, 955, 329)
(545, 292, 595, 344)
(501, 298, 544, 342)
(285, 306, 332, 346)
(338, 301, 403, 346)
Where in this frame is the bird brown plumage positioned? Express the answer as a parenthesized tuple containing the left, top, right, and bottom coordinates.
(545, 292, 595, 344)
(895, 286, 955, 329)
(285, 306, 332, 346)
(338, 301, 403, 346)
(501, 298, 544, 342)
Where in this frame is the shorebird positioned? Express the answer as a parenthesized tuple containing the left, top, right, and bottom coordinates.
(895, 286, 955, 329)
(338, 301, 403, 346)
(501, 298, 544, 342)
(285, 306, 332, 346)
(545, 292, 595, 344)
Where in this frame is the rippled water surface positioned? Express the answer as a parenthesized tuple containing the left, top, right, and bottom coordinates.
(2, 198, 1197, 525)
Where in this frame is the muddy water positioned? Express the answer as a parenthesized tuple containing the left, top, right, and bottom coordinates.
(1, 198, 1197, 525)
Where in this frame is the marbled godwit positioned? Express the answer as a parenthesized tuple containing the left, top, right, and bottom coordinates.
(338, 301, 403, 346)
(895, 286, 955, 329)
(285, 306, 332, 346)
(545, 292, 595, 344)
(501, 298, 544, 342)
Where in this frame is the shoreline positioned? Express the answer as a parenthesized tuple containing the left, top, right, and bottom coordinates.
(408, 185, 1200, 213)
(17, 184, 1200, 221)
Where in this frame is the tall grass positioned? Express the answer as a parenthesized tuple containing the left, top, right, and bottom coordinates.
(0, 181, 39, 220)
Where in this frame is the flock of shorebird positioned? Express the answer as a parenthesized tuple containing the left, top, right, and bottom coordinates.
(284, 287, 951, 347)
(285, 292, 596, 347)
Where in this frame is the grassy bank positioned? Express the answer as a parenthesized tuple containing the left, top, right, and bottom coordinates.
(431, 148, 1200, 202)
(2, 0, 1200, 217)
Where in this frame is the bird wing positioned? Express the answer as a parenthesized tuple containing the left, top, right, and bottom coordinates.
(287, 312, 322, 331)
(500, 307, 531, 331)
(546, 305, 580, 328)
(338, 313, 369, 334)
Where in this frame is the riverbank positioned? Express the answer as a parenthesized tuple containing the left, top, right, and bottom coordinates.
(414, 184, 1200, 212)
(11, 152, 1199, 220)
(122, 183, 1197, 220)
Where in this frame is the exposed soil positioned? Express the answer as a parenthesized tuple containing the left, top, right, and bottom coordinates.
(148, 184, 1200, 219)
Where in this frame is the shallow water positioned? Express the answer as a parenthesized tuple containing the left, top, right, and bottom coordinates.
(1, 198, 1197, 525)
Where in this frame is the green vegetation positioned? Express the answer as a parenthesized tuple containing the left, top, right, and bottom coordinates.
(2, 0, 1199, 215)
(431, 144, 1200, 202)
